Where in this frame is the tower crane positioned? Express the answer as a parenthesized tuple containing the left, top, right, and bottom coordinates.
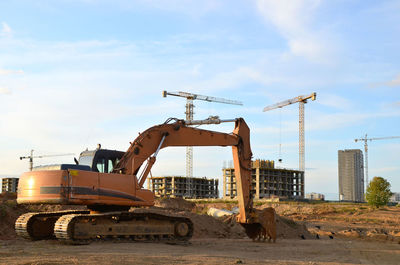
(162, 90, 243, 197)
(263, 92, 316, 172)
(20, 150, 75, 171)
(354, 135, 400, 186)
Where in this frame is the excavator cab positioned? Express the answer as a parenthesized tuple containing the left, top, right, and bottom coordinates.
(78, 148, 125, 173)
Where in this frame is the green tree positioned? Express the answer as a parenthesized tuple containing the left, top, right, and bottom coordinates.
(365, 176, 392, 208)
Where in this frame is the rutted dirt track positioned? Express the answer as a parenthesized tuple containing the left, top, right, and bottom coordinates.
(1, 194, 400, 264)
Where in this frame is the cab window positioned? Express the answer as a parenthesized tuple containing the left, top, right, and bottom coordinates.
(108, 159, 114, 173)
(96, 158, 106, 173)
(107, 158, 120, 173)
(79, 155, 94, 168)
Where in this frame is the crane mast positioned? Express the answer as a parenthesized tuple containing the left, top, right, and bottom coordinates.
(185, 98, 194, 188)
(354, 134, 400, 187)
(162, 90, 243, 197)
(299, 101, 305, 172)
(263, 92, 316, 172)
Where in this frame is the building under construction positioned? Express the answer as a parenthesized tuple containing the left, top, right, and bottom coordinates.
(148, 176, 219, 199)
(2, 178, 19, 193)
(223, 159, 304, 200)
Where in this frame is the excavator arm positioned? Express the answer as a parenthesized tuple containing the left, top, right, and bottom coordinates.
(113, 118, 254, 224)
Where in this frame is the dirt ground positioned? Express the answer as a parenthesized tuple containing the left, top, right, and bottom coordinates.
(1, 238, 399, 265)
(1, 194, 400, 264)
(263, 202, 400, 243)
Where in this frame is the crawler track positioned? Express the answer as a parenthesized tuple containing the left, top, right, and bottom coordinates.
(15, 210, 90, 240)
(54, 211, 194, 245)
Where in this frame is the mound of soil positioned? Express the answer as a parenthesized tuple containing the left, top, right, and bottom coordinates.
(154, 197, 195, 212)
(0, 192, 17, 200)
(137, 199, 313, 240)
(0, 199, 27, 239)
(0, 192, 86, 240)
(222, 213, 312, 240)
(183, 211, 245, 239)
(131, 206, 245, 239)
(275, 215, 312, 239)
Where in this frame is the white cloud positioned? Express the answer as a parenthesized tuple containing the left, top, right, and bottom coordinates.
(185, 66, 277, 93)
(1, 22, 12, 36)
(1, 22, 11, 33)
(308, 109, 400, 132)
(383, 74, 400, 87)
(0, 69, 24, 95)
(0, 69, 24, 75)
(253, 108, 400, 137)
(0, 87, 11, 95)
(255, 0, 334, 63)
(256, 0, 320, 35)
(317, 94, 353, 110)
(288, 35, 325, 60)
(369, 73, 400, 88)
(386, 74, 400, 87)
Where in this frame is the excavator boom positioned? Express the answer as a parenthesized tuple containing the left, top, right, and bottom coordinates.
(114, 118, 253, 223)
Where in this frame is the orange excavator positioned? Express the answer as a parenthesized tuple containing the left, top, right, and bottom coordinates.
(15, 117, 262, 244)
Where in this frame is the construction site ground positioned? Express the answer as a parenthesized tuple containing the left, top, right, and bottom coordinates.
(1, 193, 399, 265)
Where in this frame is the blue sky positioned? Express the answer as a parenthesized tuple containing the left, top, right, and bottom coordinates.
(1, 0, 399, 200)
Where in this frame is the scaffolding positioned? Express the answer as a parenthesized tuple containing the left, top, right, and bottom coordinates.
(223, 159, 304, 199)
(148, 176, 219, 199)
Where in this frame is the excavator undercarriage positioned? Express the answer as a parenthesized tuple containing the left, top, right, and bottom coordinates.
(15, 210, 89, 241)
(16, 210, 193, 244)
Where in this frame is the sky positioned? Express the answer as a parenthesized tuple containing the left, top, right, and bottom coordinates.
(0, 0, 399, 200)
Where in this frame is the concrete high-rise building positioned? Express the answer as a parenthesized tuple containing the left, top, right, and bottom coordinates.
(305, 192, 325, 200)
(223, 159, 304, 200)
(2, 178, 19, 193)
(338, 149, 364, 202)
(148, 176, 218, 199)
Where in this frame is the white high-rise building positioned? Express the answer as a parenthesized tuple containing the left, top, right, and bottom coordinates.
(338, 149, 364, 202)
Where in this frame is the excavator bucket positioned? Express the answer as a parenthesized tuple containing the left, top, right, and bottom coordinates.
(241, 207, 277, 242)
(241, 223, 263, 240)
